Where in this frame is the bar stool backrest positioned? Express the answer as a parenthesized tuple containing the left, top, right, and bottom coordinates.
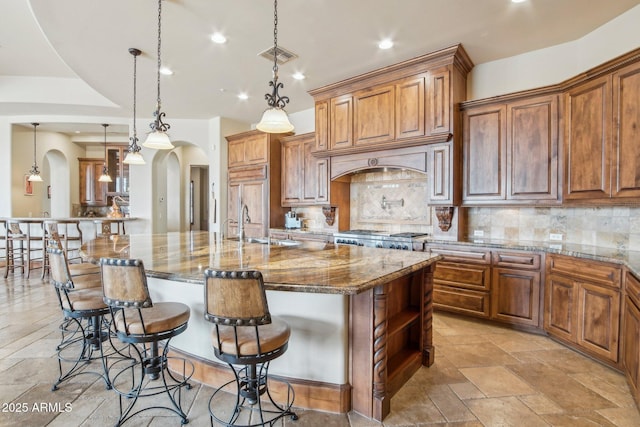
(204, 269, 271, 326)
(100, 258, 153, 308)
(48, 247, 75, 290)
(8, 222, 23, 236)
(45, 222, 63, 250)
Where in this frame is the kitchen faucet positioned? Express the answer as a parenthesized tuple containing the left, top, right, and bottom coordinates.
(238, 203, 251, 241)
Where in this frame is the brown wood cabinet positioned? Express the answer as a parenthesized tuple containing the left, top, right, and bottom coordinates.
(427, 142, 457, 205)
(564, 59, 640, 202)
(270, 229, 332, 243)
(226, 130, 287, 238)
(623, 271, 640, 405)
(106, 145, 130, 195)
(462, 95, 559, 205)
(429, 245, 492, 318)
(545, 254, 621, 365)
(491, 251, 542, 328)
(78, 158, 108, 207)
(280, 132, 350, 211)
(310, 44, 473, 157)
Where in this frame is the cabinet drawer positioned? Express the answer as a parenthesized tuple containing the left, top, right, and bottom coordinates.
(626, 271, 640, 308)
(429, 246, 491, 264)
(492, 251, 541, 270)
(434, 262, 490, 291)
(548, 255, 621, 288)
(228, 165, 268, 182)
(434, 285, 490, 318)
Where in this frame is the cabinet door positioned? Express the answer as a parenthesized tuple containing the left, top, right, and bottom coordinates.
(228, 133, 269, 168)
(227, 182, 240, 237)
(564, 75, 612, 200)
(330, 95, 353, 150)
(281, 139, 302, 205)
(623, 296, 640, 400)
(79, 161, 94, 205)
(315, 158, 329, 203)
(491, 267, 541, 327)
(395, 75, 425, 140)
(427, 142, 452, 204)
(315, 101, 329, 152)
(242, 180, 267, 238)
(463, 104, 507, 202)
(302, 138, 320, 203)
(507, 95, 559, 201)
(545, 274, 578, 342)
(427, 68, 451, 136)
(354, 85, 395, 146)
(93, 162, 108, 205)
(577, 281, 620, 362)
(613, 62, 640, 199)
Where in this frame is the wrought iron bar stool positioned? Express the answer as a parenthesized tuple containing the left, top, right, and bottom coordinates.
(42, 221, 100, 280)
(4, 222, 28, 278)
(204, 269, 297, 426)
(48, 247, 112, 391)
(100, 257, 193, 426)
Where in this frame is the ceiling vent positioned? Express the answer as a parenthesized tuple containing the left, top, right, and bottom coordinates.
(258, 45, 298, 65)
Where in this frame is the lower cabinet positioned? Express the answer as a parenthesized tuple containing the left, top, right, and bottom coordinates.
(545, 254, 621, 365)
(491, 251, 542, 328)
(430, 245, 491, 318)
(270, 229, 332, 243)
(623, 271, 640, 405)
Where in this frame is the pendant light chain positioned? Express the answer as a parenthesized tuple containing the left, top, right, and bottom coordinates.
(272, 0, 278, 76)
(156, 0, 162, 109)
(133, 49, 138, 144)
(32, 123, 39, 167)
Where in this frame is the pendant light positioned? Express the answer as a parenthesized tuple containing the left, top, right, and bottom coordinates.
(98, 124, 113, 183)
(143, 0, 174, 150)
(256, 0, 294, 133)
(27, 123, 43, 182)
(124, 47, 146, 165)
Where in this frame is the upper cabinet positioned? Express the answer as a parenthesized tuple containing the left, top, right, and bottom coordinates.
(310, 44, 474, 156)
(225, 130, 289, 237)
(106, 145, 130, 195)
(564, 60, 640, 202)
(79, 158, 108, 207)
(461, 95, 559, 205)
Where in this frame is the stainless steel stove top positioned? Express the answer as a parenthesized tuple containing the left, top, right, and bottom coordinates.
(333, 229, 428, 251)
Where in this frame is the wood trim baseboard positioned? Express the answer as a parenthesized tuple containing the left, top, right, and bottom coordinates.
(167, 347, 351, 414)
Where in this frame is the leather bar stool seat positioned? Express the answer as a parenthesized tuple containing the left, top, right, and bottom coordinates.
(204, 269, 297, 426)
(100, 257, 193, 426)
(48, 247, 112, 391)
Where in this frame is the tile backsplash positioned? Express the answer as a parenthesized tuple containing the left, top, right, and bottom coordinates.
(467, 206, 640, 251)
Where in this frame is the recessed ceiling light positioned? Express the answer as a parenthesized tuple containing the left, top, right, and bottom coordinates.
(237, 92, 249, 100)
(378, 38, 394, 50)
(511, 0, 527, 3)
(292, 72, 305, 80)
(211, 32, 227, 44)
(160, 66, 173, 75)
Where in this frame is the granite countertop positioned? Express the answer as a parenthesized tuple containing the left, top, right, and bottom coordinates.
(427, 237, 640, 278)
(80, 231, 441, 295)
(0, 217, 136, 221)
(270, 227, 334, 237)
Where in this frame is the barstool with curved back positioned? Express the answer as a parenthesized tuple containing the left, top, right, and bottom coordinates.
(4, 222, 27, 278)
(95, 219, 125, 237)
(100, 257, 193, 426)
(42, 221, 100, 280)
(47, 247, 112, 391)
(203, 269, 297, 427)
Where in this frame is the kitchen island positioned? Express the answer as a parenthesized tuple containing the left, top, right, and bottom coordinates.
(80, 231, 441, 421)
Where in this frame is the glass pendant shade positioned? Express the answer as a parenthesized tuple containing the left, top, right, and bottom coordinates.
(143, 129, 174, 149)
(123, 150, 145, 165)
(256, 107, 294, 133)
(28, 172, 43, 182)
(98, 167, 112, 183)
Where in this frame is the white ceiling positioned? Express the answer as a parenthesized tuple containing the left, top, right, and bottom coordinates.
(2, 0, 639, 138)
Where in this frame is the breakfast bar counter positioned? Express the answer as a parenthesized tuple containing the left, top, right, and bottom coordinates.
(81, 231, 441, 420)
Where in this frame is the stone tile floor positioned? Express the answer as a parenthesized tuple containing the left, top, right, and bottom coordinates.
(1, 272, 640, 426)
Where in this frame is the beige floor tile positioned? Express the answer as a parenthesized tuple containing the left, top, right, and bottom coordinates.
(541, 411, 618, 426)
(518, 393, 564, 415)
(571, 372, 637, 408)
(427, 384, 477, 422)
(596, 406, 640, 427)
(438, 342, 521, 368)
(449, 381, 486, 400)
(459, 366, 536, 397)
(465, 396, 550, 426)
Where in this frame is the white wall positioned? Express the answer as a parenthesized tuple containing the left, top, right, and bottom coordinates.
(468, 4, 640, 100)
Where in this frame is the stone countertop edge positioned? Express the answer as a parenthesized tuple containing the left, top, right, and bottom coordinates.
(142, 255, 442, 295)
(427, 237, 640, 278)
